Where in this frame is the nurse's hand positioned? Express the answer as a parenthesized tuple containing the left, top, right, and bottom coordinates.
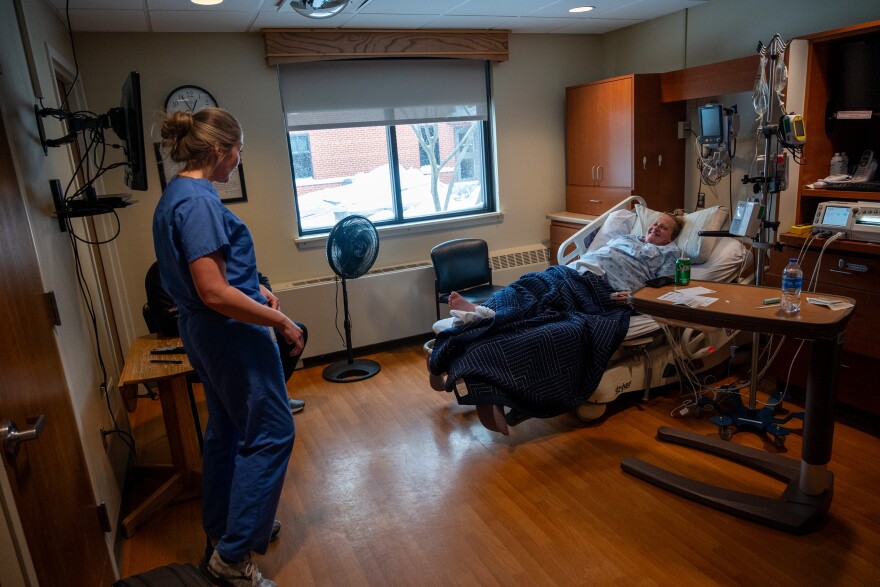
(279, 320, 304, 355)
(262, 285, 280, 310)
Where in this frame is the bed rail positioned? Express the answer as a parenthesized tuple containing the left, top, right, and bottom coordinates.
(557, 195, 647, 266)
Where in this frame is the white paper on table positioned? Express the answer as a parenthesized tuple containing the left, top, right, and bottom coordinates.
(674, 286, 716, 296)
(806, 297, 854, 311)
(657, 291, 718, 307)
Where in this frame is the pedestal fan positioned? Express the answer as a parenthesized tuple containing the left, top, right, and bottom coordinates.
(322, 214, 381, 382)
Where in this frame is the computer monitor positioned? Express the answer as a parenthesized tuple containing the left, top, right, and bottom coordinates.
(107, 72, 148, 191)
(698, 103, 723, 147)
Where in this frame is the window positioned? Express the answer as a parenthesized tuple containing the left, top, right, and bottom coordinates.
(279, 59, 495, 235)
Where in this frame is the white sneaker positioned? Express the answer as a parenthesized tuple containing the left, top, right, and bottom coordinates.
(205, 550, 277, 587)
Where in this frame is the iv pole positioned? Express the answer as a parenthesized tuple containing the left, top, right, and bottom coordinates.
(710, 34, 802, 445)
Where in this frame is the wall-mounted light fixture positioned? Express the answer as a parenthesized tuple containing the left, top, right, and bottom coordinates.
(290, 0, 350, 19)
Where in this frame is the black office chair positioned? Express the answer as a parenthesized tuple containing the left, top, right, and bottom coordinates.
(431, 238, 505, 320)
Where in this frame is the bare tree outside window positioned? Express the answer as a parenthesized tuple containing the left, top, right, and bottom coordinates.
(412, 121, 481, 213)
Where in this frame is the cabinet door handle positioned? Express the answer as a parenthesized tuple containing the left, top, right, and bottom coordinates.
(591, 165, 597, 181)
(590, 199, 601, 203)
(596, 166, 603, 181)
(642, 156, 647, 170)
(658, 154, 663, 167)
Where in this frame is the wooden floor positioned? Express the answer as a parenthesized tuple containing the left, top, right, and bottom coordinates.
(121, 341, 880, 585)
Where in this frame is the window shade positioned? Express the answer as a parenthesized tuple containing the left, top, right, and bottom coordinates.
(279, 59, 489, 131)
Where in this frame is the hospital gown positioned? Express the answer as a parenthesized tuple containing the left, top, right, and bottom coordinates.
(569, 234, 680, 292)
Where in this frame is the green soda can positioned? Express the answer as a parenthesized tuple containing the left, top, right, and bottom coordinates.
(675, 257, 691, 286)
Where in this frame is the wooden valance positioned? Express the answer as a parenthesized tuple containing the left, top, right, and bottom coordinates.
(659, 55, 760, 103)
(263, 29, 509, 65)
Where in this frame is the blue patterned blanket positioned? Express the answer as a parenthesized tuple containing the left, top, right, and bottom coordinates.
(429, 265, 631, 419)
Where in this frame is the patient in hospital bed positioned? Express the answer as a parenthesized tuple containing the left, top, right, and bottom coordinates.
(428, 212, 685, 431)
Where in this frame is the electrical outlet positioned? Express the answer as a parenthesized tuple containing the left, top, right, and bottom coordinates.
(677, 121, 691, 139)
(696, 192, 706, 209)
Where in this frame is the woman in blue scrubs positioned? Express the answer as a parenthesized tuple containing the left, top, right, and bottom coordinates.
(153, 107, 301, 587)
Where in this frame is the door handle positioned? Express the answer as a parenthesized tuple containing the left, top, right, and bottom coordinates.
(642, 156, 647, 170)
(1, 415, 46, 458)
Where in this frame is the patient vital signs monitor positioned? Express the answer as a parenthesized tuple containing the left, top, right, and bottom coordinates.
(813, 201, 880, 243)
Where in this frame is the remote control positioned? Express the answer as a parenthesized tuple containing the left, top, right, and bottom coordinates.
(150, 345, 185, 355)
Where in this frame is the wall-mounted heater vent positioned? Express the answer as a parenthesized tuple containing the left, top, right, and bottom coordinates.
(275, 244, 550, 358)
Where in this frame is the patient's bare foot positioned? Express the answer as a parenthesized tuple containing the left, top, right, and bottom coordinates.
(448, 291, 476, 312)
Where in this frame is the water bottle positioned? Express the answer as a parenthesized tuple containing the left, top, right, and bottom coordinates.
(830, 153, 844, 176)
(781, 258, 803, 314)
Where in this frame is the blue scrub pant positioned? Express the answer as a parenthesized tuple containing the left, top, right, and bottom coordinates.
(180, 311, 295, 561)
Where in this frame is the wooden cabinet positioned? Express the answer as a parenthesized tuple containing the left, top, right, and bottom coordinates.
(565, 74, 685, 216)
(764, 235, 880, 420)
(547, 216, 591, 265)
(796, 21, 880, 224)
(768, 21, 880, 422)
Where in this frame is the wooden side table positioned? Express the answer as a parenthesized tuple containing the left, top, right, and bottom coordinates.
(118, 334, 202, 537)
(623, 281, 855, 534)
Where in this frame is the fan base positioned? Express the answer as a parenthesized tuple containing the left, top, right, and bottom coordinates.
(322, 358, 381, 383)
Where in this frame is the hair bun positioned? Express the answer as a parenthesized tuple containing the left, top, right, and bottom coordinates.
(173, 111, 193, 139)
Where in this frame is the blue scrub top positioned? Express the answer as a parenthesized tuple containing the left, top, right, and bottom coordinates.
(152, 176, 266, 318)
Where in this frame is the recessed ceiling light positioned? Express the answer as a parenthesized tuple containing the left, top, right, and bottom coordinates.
(191, 0, 223, 5)
(569, 6, 595, 13)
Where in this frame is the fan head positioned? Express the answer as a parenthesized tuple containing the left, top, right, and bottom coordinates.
(326, 215, 380, 279)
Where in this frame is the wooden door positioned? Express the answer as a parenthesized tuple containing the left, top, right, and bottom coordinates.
(599, 76, 634, 189)
(0, 106, 115, 584)
(566, 82, 606, 187)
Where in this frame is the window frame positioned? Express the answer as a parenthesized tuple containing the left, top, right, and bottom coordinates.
(282, 60, 497, 237)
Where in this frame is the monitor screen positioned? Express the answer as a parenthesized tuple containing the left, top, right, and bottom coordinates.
(821, 205, 852, 227)
(698, 104, 723, 146)
(108, 72, 148, 191)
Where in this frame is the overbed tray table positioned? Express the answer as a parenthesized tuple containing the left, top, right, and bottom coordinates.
(622, 281, 855, 534)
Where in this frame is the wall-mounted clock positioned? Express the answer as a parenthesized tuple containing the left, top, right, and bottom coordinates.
(164, 85, 218, 113)
(158, 85, 247, 203)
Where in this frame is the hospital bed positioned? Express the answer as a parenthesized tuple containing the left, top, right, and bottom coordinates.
(426, 195, 753, 434)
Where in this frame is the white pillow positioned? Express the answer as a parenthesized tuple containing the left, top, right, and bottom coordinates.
(632, 204, 728, 263)
(691, 237, 750, 282)
(587, 209, 637, 252)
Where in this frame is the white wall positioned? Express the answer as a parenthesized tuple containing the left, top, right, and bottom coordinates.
(72, 32, 604, 353)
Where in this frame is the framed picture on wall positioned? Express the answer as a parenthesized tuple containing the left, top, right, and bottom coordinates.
(154, 142, 248, 204)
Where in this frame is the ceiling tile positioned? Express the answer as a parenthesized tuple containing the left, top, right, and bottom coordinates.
(150, 10, 254, 32)
(61, 9, 149, 32)
(147, 0, 264, 10)
(446, 0, 557, 18)
(47, 0, 143, 8)
(356, 0, 467, 16)
(45, 0, 715, 34)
